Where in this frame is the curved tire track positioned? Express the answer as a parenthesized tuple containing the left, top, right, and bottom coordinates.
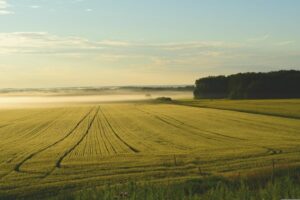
(98, 116, 117, 154)
(14, 108, 95, 173)
(99, 107, 139, 153)
(134, 106, 221, 141)
(134, 106, 285, 158)
(136, 106, 247, 142)
(56, 107, 100, 168)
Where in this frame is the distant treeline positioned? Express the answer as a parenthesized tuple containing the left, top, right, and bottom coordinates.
(122, 85, 194, 91)
(0, 86, 195, 94)
(194, 70, 300, 99)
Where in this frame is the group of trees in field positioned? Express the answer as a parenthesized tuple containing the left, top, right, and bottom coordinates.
(194, 70, 300, 99)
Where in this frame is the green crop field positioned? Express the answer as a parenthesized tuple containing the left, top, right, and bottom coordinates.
(175, 99, 300, 119)
(0, 100, 300, 199)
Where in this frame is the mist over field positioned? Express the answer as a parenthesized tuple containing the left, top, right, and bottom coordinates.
(0, 87, 192, 108)
(1, 0, 300, 199)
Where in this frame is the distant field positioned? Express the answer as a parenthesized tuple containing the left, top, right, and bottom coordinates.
(0, 101, 300, 199)
(0, 90, 192, 109)
(176, 99, 300, 119)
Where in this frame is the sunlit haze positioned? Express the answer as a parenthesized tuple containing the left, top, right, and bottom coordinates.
(0, 0, 299, 88)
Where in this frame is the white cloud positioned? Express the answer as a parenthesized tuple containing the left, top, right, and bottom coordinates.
(0, 32, 299, 88)
(0, 0, 8, 9)
(29, 5, 41, 9)
(97, 40, 131, 47)
(0, 0, 13, 15)
(1, 31, 298, 77)
(0, 32, 239, 57)
(248, 34, 270, 42)
(0, 32, 102, 54)
(275, 41, 294, 46)
(0, 10, 10, 14)
(145, 41, 240, 51)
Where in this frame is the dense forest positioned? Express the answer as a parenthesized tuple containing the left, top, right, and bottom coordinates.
(194, 70, 300, 99)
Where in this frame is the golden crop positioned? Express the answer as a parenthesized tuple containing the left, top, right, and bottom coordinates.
(0, 101, 299, 198)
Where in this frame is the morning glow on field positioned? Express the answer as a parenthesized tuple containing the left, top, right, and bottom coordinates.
(1, 1, 300, 200)
(0, 0, 300, 88)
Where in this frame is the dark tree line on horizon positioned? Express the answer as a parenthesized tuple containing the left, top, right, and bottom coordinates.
(194, 70, 300, 99)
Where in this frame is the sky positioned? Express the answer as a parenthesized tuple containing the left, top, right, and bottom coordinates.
(0, 0, 299, 88)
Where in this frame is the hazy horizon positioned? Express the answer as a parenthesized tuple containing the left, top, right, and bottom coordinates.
(0, 2, 300, 198)
(1, 0, 300, 88)
(0, 84, 194, 90)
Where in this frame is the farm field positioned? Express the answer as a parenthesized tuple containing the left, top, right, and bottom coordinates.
(0, 101, 300, 199)
(176, 99, 300, 119)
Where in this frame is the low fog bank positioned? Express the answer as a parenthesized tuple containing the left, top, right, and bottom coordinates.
(0, 86, 194, 96)
(0, 88, 192, 108)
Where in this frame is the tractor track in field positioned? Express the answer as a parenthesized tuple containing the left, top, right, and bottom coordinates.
(91, 110, 119, 155)
(0, 118, 63, 163)
(0, 110, 56, 133)
(14, 110, 68, 142)
(101, 106, 155, 152)
(1, 120, 55, 148)
(0, 153, 17, 166)
(135, 105, 248, 141)
(99, 107, 139, 153)
(133, 106, 284, 155)
(97, 116, 112, 155)
(41, 107, 100, 179)
(158, 112, 247, 141)
(0, 110, 72, 180)
(36, 148, 295, 188)
(12, 107, 95, 174)
(90, 118, 102, 155)
(233, 144, 283, 157)
(135, 107, 189, 131)
(226, 117, 299, 134)
(55, 106, 100, 168)
(38, 107, 99, 178)
(137, 108, 184, 130)
(160, 114, 283, 155)
(0, 109, 69, 149)
(149, 110, 283, 155)
(262, 146, 283, 155)
(135, 107, 229, 142)
(98, 115, 118, 154)
(173, 101, 300, 120)
(0, 112, 40, 130)
(176, 102, 300, 134)
(200, 148, 284, 166)
(0, 124, 10, 129)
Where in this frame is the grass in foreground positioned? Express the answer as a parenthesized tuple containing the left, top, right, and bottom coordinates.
(53, 168, 300, 200)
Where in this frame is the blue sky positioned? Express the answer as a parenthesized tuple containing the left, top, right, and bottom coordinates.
(0, 0, 299, 88)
